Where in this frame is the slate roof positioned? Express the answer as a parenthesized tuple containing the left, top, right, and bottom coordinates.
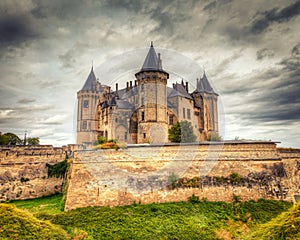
(116, 100, 133, 109)
(195, 72, 217, 95)
(141, 42, 159, 71)
(81, 67, 97, 91)
(168, 83, 193, 99)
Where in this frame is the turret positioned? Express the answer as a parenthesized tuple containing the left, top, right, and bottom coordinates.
(134, 42, 169, 143)
(76, 66, 102, 145)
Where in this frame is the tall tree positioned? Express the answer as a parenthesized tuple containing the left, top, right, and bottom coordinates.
(27, 137, 40, 145)
(26, 138, 40, 145)
(168, 121, 196, 143)
(3, 133, 22, 145)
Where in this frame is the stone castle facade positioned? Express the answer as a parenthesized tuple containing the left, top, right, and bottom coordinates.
(77, 43, 218, 145)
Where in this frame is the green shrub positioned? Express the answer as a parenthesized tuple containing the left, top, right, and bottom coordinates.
(46, 159, 69, 178)
(207, 132, 222, 141)
(188, 194, 200, 203)
(168, 121, 196, 143)
(230, 173, 242, 183)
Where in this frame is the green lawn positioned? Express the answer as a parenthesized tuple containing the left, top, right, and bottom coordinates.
(9, 193, 63, 215)
(3, 194, 298, 240)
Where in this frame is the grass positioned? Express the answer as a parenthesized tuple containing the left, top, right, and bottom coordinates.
(0, 204, 69, 240)
(9, 193, 63, 215)
(3, 194, 297, 240)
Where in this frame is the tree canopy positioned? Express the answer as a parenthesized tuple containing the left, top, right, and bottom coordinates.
(0, 132, 40, 146)
(168, 121, 196, 143)
(0, 133, 22, 145)
(27, 137, 40, 145)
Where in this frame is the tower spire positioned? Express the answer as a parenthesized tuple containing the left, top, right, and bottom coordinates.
(151, 41, 153, 47)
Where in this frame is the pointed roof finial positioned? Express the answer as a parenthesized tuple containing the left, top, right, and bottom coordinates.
(151, 41, 153, 47)
(92, 60, 94, 70)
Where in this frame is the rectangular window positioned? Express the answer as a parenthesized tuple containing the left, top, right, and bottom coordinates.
(169, 115, 174, 125)
(187, 109, 191, 119)
(141, 97, 144, 105)
(141, 111, 145, 121)
(141, 84, 144, 92)
(143, 133, 146, 138)
(83, 100, 89, 108)
(183, 108, 186, 118)
(82, 121, 87, 130)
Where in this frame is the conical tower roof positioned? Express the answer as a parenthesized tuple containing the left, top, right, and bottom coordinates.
(141, 41, 159, 71)
(196, 72, 217, 95)
(81, 67, 97, 91)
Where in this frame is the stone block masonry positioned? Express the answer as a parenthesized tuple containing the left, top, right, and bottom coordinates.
(0, 145, 67, 201)
(64, 141, 300, 211)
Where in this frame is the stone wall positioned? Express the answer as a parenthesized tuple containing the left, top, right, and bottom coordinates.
(64, 141, 300, 211)
(0, 145, 66, 201)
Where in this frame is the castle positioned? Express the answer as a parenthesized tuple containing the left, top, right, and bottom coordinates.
(76, 43, 218, 145)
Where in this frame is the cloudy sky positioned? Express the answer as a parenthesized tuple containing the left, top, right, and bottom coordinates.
(0, 0, 299, 147)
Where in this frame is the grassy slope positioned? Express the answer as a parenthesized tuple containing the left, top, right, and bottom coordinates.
(10, 193, 63, 215)
(5, 195, 296, 240)
(247, 203, 300, 240)
(0, 203, 69, 240)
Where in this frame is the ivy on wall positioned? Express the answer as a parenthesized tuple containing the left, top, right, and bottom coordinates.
(46, 159, 69, 178)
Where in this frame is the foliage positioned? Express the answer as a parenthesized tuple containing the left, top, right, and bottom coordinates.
(188, 194, 200, 203)
(46, 159, 69, 178)
(0, 132, 22, 145)
(168, 122, 181, 142)
(10, 194, 64, 215)
(168, 121, 196, 143)
(93, 138, 127, 150)
(6, 194, 294, 240)
(207, 131, 222, 141)
(0, 134, 9, 145)
(0, 204, 69, 240)
(233, 195, 241, 203)
(230, 172, 243, 183)
(246, 203, 300, 240)
(167, 172, 179, 189)
(93, 136, 106, 145)
(27, 137, 40, 145)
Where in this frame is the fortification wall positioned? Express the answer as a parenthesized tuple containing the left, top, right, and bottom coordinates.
(64, 142, 300, 211)
(0, 145, 66, 201)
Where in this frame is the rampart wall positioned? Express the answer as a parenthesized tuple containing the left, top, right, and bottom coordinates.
(0, 145, 66, 201)
(64, 142, 300, 211)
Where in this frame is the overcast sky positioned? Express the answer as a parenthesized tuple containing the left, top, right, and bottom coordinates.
(0, 0, 299, 147)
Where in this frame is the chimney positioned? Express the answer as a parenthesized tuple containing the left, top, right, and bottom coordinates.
(116, 83, 118, 95)
(185, 82, 189, 92)
(126, 82, 129, 91)
(158, 53, 162, 69)
(172, 83, 175, 88)
(130, 81, 132, 89)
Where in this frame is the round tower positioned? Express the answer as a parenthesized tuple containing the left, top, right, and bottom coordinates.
(77, 66, 102, 145)
(134, 42, 169, 143)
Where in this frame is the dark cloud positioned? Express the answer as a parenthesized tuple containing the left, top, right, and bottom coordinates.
(235, 57, 300, 122)
(256, 48, 274, 60)
(0, 15, 39, 49)
(292, 42, 300, 58)
(203, 0, 233, 12)
(101, 0, 144, 12)
(17, 98, 36, 104)
(31, 0, 95, 19)
(250, 1, 300, 34)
